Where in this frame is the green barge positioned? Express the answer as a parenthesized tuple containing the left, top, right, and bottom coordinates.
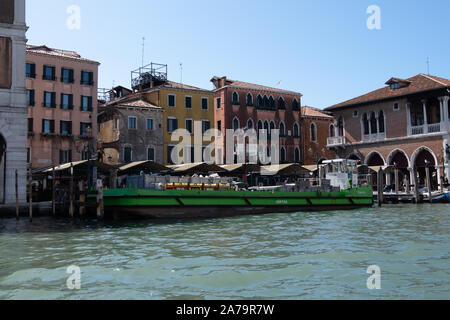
(88, 185, 373, 219)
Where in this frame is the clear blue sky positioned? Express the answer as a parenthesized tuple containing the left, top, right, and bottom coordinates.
(26, 0, 450, 109)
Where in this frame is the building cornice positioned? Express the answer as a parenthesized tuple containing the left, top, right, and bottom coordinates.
(26, 51, 100, 66)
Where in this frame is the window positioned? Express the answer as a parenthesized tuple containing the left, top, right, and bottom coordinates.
(264, 121, 269, 136)
(217, 120, 222, 134)
(26, 90, 35, 106)
(27, 118, 33, 133)
(246, 93, 253, 106)
(232, 92, 239, 105)
(247, 118, 254, 130)
(278, 97, 285, 110)
(60, 121, 72, 135)
(147, 148, 155, 161)
(363, 113, 369, 135)
(202, 97, 208, 110)
(185, 119, 193, 134)
(80, 123, 91, 136)
(263, 95, 269, 108)
(293, 123, 300, 138)
(280, 122, 286, 137)
(257, 95, 263, 107)
(81, 71, 94, 85)
(268, 96, 275, 109)
(370, 112, 377, 134)
(168, 94, 176, 107)
(61, 68, 74, 83)
(146, 119, 154, 131)
(379, 111, 385, 133)
(216, 98, 221, 109)
(292, 99, 300, 111)
(81, 96, 93, 112)
(353, 110, 359, 118)
(185, 96, 192, 109)
(310, 123, 317, 142)
(330, 125, 335, 137)
(128, 117, 137, 129)
(337, 116, 344, 136)
(42, 119, 55, 134)
(281, 147, 286, 163)
(390, 83, 400, 90)
(167, 118, 178, 133)
(124, 147, 132, 163)
(26, 63, 36, 78)
(27, 148, 30, 163)
(393, 103, 400, 111)
(113, 118, 119, 130)
(233, 118, 240, 131)
(61, 94, 73, 110)
(59, 150, 72, 164)
(167, 146, 175, 165)
(202, 120, 210, 134)
(295, 148, 301, 163)
(43, 65, 56, 81)
(43, 91, 56, 108)
(269, 121, 275, 139)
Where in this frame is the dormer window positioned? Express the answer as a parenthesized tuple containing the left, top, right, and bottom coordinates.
(386, 77, 411, 90)
(390, 83, 400, 90)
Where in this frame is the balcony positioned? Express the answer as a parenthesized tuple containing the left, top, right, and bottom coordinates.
(362, 132, 386, 142)
(410, 123, 443, 136)
(428, 123, 441, 133)
(327, 136, 346, 147)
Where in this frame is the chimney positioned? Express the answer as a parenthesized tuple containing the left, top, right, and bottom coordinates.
(219, 76, 227, 88)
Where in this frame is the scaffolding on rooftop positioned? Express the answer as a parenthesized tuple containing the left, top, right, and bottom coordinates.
(131, 62, 168, 92)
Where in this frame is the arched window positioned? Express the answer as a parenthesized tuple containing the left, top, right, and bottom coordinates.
(378, 111, 385, 133)
(280, 147, 286, 163)
(337, 116, 344, 137)
(310, 123, 317, 142)
(280, 122, 286, 137)
(370, 112, 377, 134)
(232, 92, 239, 105)
(257, 120, 263, 138)
(269, 121, 275, 139)
(233, 117, 240, 131)
(294, 148, 301, 163)
(292, 99, 299, 111)
(363, 113, 369, 135)
(264, 121, 269, 133)
(263, 95, 269, 108)
(247, 118, 254, 129)
(269, 96, 275, 109)
(330, 124, 335, 137)
(246, 93, 253, 106)
(293, 123, 300, 138)
(278, 97, 285, 109)
(257, 95, 263, 107)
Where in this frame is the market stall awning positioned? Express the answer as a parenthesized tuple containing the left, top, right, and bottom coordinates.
(220, 163, 261, 174)
(167, 162, 227, 175)
(260, 163, 310, 176)
(34, 160, 116, 175)
(368, 165, 395, 173)
(119, 161, 170, 175)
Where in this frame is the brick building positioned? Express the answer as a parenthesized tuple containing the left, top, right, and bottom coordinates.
(211, 76, 303, 164)
(325, 74, 450, 189)
(26, 45, 100, 168)
(300, 106, 336, 165)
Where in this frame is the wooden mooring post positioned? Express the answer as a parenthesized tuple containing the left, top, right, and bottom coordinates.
(96, 179, 104, 220)
(15, 169, 19, 220)
(28, 166, 32, 222)
(52, 166, 56, 216)
(425, 166, 432, 204)
(69, 163, 74, 217)
(413, 168, 420, 203)
(78, 180, 85, 217)
(377, 168, 384, 207)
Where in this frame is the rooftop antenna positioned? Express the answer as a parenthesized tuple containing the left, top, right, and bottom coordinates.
(141, 37, 145, 69)
(180, 63, 183, 84)
(426, 57, 430, 75)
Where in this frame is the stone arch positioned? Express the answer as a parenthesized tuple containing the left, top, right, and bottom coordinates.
(365, 151, 386, 166)
(387, 149, 410, 168)
(411, 146, 438, 168)
(348, 153, 361, 161)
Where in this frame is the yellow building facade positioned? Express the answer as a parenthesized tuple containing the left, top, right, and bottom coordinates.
(141, 82, 215, 165)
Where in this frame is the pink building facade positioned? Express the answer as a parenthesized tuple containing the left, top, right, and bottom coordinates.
(26, 45, 100, 168)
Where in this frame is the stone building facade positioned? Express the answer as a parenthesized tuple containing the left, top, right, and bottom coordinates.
(98, 95, 164, 166)
(0, 0, 27, 204)
(326, 74, 450, 189)
(26, 45, 100, 168)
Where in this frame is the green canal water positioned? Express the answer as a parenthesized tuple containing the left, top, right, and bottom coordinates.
(0, 204, 449, 300)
